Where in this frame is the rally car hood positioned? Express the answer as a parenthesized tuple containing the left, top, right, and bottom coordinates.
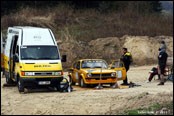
(81, 68, 116, 73)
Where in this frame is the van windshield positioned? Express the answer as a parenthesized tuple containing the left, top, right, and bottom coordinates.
(81, 60, 108, 69)
(20, 46, 59, 60)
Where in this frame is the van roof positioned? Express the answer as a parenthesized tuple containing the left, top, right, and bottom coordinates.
(13, 26, 49, 30)
(11, 26, 56, 46)
(78, 59, 106, 62)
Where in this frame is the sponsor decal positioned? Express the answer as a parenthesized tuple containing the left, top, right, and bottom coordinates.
(9, 29, 19, 34)
(75, 72, 78, 80)
(34, 65, 51, 68)
(34, 36, 41, 39)
(21, 46, 27, 49)
(87, 70, 96, 73)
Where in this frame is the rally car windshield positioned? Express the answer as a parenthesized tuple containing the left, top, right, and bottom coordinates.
(81, 60, 108, 69)
(20, 46, 59, 60)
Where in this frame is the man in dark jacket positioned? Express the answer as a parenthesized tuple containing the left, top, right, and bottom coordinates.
(160, 41, 166, 53)
(158, 48, 168, 85)
(120, 48, 132, 85)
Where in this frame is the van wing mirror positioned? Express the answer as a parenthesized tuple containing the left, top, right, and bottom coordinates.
(61, 54, 67, 62)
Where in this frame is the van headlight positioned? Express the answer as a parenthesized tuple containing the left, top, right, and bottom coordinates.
(111, 73, 116, 77)
(53, 72, 62, 76)
(87, 73, 92, 77)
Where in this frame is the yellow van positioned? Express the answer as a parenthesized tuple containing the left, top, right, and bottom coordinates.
(4, 26, 66, 92)
(1, 32, 5, 74)
(68, 59, 117, 87)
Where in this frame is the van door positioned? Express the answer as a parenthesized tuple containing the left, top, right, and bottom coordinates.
(111, 60, 126, 81)
(9, 35, 18, 80)
(1, 32, 4, 72)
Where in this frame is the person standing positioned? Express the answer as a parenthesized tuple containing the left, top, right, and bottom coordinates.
(160, 40, 166, 53)
(120, 48, 132, 85)
(158, 48, 168, 85)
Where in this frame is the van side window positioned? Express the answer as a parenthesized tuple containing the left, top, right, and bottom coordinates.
(16, 45, 19, 55)
(12, 35, 18, 55)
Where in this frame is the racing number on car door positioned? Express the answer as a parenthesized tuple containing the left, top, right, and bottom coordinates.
(72, 61, 81, 82)
(75, 72, 78, 80)
(75, 62, 80, 81)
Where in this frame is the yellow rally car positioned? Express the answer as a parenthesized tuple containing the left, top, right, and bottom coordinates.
(109, 60, 127, 81)
(68, 59, 117, 88)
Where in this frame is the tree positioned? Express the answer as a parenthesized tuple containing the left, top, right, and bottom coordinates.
(1, 1, 163, 16)
(150, 1, 162, 13)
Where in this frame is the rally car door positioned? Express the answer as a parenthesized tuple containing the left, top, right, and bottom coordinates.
(72, 61, 81, 83)
(111, 60, 126, 81)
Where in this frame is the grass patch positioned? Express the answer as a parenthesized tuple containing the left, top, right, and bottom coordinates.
(119, 101, 173, 115)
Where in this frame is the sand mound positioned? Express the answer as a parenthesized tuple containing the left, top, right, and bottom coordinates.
(57, 35, 173, 69)
(123, 35, 173, 65)
(88, 37, 124, 63)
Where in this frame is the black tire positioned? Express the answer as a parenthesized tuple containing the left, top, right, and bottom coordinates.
(2, 69, 5, 76)
(110, 83, 115, 87)
(56, 83, 61, 92)
(90, 84, 98, 88)
(18, 78, 24, 93)
(79, 77, 87, 88)
(6, 73, 14, 84)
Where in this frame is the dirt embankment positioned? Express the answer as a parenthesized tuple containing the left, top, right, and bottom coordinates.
(58, 36, 173, 69)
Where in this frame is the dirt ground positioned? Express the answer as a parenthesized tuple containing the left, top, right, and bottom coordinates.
(1, 65, 173, 115)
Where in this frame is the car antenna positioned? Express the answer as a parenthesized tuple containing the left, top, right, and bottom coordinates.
(113, 60, 119, 89)
(96, 60, 103, 89)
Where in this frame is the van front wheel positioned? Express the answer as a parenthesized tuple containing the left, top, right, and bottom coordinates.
(18, 78, 24, 93)
(6, 73, 14, 84)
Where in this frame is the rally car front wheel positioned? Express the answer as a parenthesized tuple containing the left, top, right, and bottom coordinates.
(79, 77, 87, 88)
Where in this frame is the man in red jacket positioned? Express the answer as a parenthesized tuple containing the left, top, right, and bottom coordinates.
(146, 66, 167, 83)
